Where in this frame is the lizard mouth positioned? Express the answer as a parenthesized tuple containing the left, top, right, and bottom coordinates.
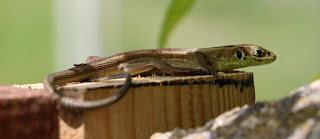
(253, 54, 276, 63)
(253, 58, 262, 62)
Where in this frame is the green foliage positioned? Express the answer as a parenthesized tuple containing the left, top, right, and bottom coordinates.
(158, 0, 195, 48)
(313, 72, 320, 81)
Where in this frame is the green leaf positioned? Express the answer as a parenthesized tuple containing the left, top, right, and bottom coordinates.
(158, 0, 196, 48)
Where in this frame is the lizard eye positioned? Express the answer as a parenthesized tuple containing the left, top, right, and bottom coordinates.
(236, 50, 243, 60)
(254, 49, 265, 57)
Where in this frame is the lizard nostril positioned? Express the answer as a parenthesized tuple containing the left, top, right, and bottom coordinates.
(267, 52, 271, 56)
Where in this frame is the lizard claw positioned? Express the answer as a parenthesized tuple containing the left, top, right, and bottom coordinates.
(208, 67, 219, 78)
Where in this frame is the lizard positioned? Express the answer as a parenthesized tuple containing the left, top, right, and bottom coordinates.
(44, 44, 276, 111)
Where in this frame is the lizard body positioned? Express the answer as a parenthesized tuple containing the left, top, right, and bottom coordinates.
(44, 44, 276, 110)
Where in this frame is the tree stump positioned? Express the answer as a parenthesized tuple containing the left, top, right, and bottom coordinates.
(59, 72, 255, 139)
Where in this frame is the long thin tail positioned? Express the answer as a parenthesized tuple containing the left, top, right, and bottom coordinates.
(44, 72, 131, 111)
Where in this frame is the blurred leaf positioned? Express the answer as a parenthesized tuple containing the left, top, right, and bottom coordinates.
(158, 0, 195, 48)
(313, 71, 320, 81)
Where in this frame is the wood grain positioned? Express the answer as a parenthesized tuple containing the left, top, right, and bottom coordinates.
(59, 72, 255, 139)
(17, 72, 255, 139)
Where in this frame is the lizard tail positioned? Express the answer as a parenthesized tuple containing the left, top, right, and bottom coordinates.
(44, 72, 131, 111)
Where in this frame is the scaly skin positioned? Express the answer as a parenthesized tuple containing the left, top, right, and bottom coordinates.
(44, 44, 276, 111)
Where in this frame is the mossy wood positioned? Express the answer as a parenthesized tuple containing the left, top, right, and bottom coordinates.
(58, 72, 255, 139)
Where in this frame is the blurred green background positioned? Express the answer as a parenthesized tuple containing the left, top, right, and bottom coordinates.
(0, 0, 319, 101)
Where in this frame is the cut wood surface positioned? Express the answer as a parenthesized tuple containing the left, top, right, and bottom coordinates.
(15, 72, 255, 139)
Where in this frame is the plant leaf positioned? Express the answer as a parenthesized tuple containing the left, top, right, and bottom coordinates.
(158, 0, 196, 48)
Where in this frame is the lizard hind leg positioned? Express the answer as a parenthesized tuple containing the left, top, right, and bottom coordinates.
(118, 57, 208, 76)
(86, 56, 103, 63)
(74, 56, 103, 67)
(74, 56, 104, 67)
(118, 58, 156, 76)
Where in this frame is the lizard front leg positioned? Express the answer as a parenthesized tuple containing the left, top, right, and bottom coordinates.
(194, 51, 219, 77)
(118, 58, 208, 76)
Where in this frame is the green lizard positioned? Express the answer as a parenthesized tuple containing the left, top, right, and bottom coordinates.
(44, 44, 276, 111)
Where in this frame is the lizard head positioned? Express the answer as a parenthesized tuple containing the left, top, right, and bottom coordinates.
(198, 44, 277, 72)
(236, 44, 276, 66)
(195, 44, 276, 72)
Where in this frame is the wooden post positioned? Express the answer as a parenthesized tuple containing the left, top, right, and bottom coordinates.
(59, 72, 255, 139)
(1, 85, 59, 139)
